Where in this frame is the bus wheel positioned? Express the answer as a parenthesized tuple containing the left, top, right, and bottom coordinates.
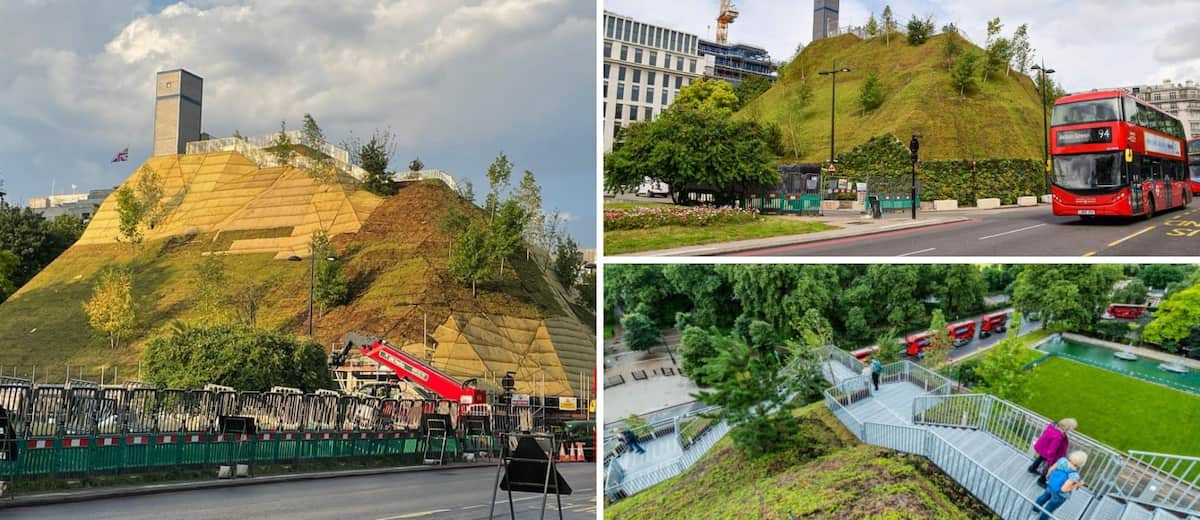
(1146, 197, 1156, 219)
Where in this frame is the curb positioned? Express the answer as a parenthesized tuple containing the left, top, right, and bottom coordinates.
(0, 462, 496, 509)
(639, 216, 972, 256)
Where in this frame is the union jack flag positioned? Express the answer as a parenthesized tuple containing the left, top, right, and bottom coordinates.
(111, 147, 129, 162)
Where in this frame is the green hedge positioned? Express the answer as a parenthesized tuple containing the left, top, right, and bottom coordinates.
(835, 134, 1042, 205)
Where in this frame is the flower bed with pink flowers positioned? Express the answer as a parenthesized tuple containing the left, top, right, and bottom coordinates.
(604, 206, 759, 230)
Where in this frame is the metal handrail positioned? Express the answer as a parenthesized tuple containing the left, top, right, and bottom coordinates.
(1115, 451, 1200, 512)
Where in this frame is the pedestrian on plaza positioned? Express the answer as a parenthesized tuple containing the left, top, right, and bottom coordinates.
(1028, 418, 1076, 486)
(1033, 451, 1088, 520)
(621, 428, 645, 454)
(861, 364, 873, 396)
(869, 355, 883, 391)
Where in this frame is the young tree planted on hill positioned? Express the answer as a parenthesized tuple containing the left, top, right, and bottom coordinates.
(228, 277, 274, 328)
(135, 166, 165, 230)
(449, 220, 491, 297)
(311, 231, 349, 314)
(983, 18, 1010, 81)
(906, 15, 934, 45)
(513, 170, 544, 249)
(359, 130, 396, 196)
(458, 178, 476, 204)
(1010, 24, 1033, 73)
(952, 50, 981, 97)
(488, 199, 527, 277)
(942, 32, 963, 70)
(408, 157, 424, 175)
(881, 6, 897, 46)
(552, 235, 584, 289)
(270, 121, 295, 167)
(974, 313, 1031, 402)
(84, 266, 135, 349)
(782, 79, 815, 158)
(115, 186, 144, 246)
(485, 153, 512, 222)
(865, 12, 879, 37)
(858, 71, 884, 114)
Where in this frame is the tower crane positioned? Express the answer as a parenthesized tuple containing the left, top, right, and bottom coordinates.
(716, 0, 739, 45)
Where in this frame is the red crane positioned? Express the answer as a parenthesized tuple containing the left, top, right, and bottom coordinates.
(331, 332, 488, 408)
(716, 0, 739, 45)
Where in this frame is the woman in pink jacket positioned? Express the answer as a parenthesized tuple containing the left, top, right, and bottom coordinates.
(1027, 418, 1077, 485)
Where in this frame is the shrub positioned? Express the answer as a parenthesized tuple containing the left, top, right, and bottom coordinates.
(142, 324, 334, 391)
(604, 206, 759, 230)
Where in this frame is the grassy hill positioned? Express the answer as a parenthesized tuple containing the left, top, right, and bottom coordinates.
(606, 402, 995, 519)
(0, 156, 591, 385)
(739, 32, 1045, 162)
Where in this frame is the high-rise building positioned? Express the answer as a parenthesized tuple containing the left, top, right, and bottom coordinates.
(1122, 79, 1200, 139)
(153, 69, 203, 156)
(812, 0, 840, 41)
(602, 11, 702, 152)
(699, 40, 774, 85)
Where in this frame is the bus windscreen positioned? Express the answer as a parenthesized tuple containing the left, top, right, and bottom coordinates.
(1054, 152, 1124, 190)
(1052, 98, 1121, 127)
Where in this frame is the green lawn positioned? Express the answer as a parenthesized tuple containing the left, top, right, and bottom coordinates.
(605, 218, 838, 255)
(603, 200, 667, 210)
(1016, 357, 1200, 457)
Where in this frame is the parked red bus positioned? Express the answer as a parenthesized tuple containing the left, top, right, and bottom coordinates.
(978, 312, 1009, 338)
(1103, 304, 1147, 320)
(850, 345, 880, 360)
(1189, 138, 1200, 194)
(1051, 90, 1191, 219)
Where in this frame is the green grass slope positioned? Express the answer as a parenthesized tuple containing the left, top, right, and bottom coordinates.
(0, 180, 590, 383)
(739, 32, 1045, 162)
(606, 403, 996, 519)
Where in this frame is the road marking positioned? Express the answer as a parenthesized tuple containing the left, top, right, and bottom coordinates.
(1081, 251, 1097, 257)
(1107, 226, 1156, 247)
(376, 510, 452, 519)
(898, 247, 936, 257)
(977, 223, 1046, 241)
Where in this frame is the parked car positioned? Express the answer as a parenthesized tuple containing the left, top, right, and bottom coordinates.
(636, 177, 669, 198)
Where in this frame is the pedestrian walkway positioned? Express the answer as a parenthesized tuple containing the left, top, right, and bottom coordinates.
(821, 348, 1200, 520)
(603, 409, 731, 500)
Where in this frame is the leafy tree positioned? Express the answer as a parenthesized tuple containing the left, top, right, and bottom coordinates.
(487, 198, 527, 276)
(135, 166, 165, 230)
(1143, 284, 1200, 352)
(83, 266, 135, 349)
(791, 308, 833, 348)
(114, 186, 144, 246)
(975, 313, 1031, 402)
(934, 264, 985, 318)
(449, 220, 491, 296)
(717, 265, 839, 336)
(695, 337, 798, 457)
(951, 50, 981, 97)
(733, 75, 771, 109)
(747, 319, 777, 358)
(359, 132, 396, 196)
(1095, 319, 1134, 343)
(865, 12, 879, 37)
(981, 264, 1019, 293)
(679, 325, 720, 386)
(0, 206, 83, 286)
(906, 15, 934, 45)
(621, 311, 659, 352)
(844, 307, 871, 344)
(858, 71, 884, 113)
(1035, 72, 1068, 107)
(1010, 24, 1033, 73)
(409, 157, 424, 173)
(576, 270, 596, 310)
(923, 309, 952, 368)
(881, 6, 896, 45)
(661, 264, 736, 328)
(733, 314, 753, 342)
(0, 250, 17, 301)
(458, 178, 476, 204)
(605, 264, 687, 325)
(270, 120, 296, 166)
(552, 235, 584, 288)
(311, 233, 349, 314)
(512, 170, 544, 247)
(874, 327, 902, 364)
(192, 254, 227, 323)
(675, 311, 694, 331)
(780, 79, 815, 158)
(142, 324, 333, 391)
(942, 32, 962, 70)
(484, 153, 512, 222)
(672, 78, 740, 114)
(1138, 264, 1186, 289)
(1112, 279, 1149, 305)
(300, 113, 324, 153)
(984, 37, 1012, 81)
(1012, 265, 1121, 329)
(604, 108, 781, 203)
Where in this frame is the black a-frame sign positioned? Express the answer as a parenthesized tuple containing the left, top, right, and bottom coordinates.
(490, 433, 572, 520)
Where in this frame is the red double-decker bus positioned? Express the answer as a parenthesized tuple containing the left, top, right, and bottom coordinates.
(1189, 138, 1200, 194)
(1051, 90, 1191, 219)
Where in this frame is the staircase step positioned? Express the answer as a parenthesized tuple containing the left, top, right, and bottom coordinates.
(1123, 503, 1155, 520)
(1089, 495, 1126, 520)
(1152, 508, 1183, 520)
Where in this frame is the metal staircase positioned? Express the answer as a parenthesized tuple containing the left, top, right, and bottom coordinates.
(819, 347, 1200, 520)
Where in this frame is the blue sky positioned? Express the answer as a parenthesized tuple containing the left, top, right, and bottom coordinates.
(606, 0, 1200, 93)
(0, 0, 596, 247)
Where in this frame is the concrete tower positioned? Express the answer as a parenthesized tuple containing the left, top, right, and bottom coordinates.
(153, 69, 203, 156)
(812, 0, 839, 41)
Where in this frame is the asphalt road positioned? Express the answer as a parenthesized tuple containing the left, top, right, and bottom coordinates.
(733, 204, 1200, 257)
(3, 464, 596, 520)
(865, 307, 1043, 362)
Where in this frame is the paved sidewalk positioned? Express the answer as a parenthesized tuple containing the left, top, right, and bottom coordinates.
(0, 462, 494, 509)
(632, 214, 972, 256)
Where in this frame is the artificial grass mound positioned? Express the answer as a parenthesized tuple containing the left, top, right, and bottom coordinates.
(739, 32, 1044, 162)
(605, 403, 996, 519)
(0, 173, 592, 394)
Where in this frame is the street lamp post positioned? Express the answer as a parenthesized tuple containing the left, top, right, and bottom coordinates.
(818, 66, 851, 211)
(288, 253, 338, 337)
(1032, 61, 1056, 198)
